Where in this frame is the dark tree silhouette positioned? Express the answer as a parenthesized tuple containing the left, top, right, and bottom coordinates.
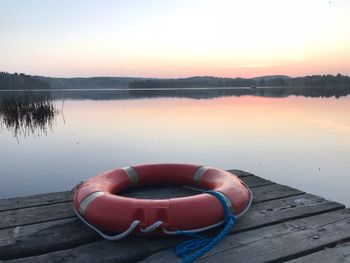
(0, 72, 50, 90)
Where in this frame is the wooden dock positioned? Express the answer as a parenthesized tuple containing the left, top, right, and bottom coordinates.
(0, 170, 349, 262)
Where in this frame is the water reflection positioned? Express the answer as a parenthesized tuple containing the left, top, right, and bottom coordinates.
(0, 89, 349, 208)
(45, 86, 350, 100)
(0, 86, 349, 140)
(0, 92, 59, 139)
(1, 86, 350, 102)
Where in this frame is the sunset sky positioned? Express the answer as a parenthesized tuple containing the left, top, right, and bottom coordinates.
(1, 0, 350, 78)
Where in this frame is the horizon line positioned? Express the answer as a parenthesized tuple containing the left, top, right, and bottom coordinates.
(2, 71, 349, 80)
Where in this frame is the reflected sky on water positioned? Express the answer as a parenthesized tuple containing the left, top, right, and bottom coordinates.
(0, 88, 349, 207)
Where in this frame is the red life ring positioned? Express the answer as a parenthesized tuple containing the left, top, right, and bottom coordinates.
(73, 163, 252, 236)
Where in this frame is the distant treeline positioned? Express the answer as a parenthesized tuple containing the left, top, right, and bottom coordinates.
(129, 74, 350, 89)
(40, 76, 137, 89)
(0, 72, 50, 90)
(1, 72, 350, 90)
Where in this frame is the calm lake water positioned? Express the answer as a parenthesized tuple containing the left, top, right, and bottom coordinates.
(0, 88, 349, 207)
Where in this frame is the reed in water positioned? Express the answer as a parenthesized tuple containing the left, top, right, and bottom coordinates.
(0, 92, 58, 139)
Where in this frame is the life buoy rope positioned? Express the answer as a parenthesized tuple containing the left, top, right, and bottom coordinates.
(174, 190, 237, 263)
(73, 205, 141, 241)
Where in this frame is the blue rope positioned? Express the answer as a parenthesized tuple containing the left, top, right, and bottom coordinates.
(174, 190, 236, 263)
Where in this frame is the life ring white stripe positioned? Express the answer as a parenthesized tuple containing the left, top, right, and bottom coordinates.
(193, 165, 209, 186)
(122, 166, 139, 187)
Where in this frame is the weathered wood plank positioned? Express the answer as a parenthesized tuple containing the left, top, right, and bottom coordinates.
(227, 169, 254, 177)
(198, 209, 350, 263)
(239, 175, 273, 188)
(286, 241, 350, 263)
(0, 183, 302, 259)
(1, 193, 342, 261)
(0, 185, 316, 260)
(6, 235, 180, 263)
(0, 218, 99, 260)
(141, 209, 350, 263)
(0, 191, 73, 212)
(0, 202, 74, 230)
(8, 209, 350, 263)
(251, 183, 303, 203)
(222, 193, 344, 233)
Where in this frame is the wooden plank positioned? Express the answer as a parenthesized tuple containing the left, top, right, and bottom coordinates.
(0, 191, 73, 212)
(239, 175, 273, 188)
(0, 183, 300, 259)
(8, 209, 350, 263)
(141, 209, 350, 263)
(251, 183, 303, 203)
(222, 193, 344, 233)
(198, 209, 350, 263)
(1, 193, 342, 261)
(6, 235, 180, 263)
(286, 241, 350, 263)
(227, 169, 254, 177)
(0, 218, 99, 260)
(0, 202, 74, 230)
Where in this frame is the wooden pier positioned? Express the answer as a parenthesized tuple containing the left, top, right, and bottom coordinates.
(0, 170, 349, 262)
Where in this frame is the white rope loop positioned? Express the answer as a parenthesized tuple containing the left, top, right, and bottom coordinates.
(140, 220, 164, 233)
(73, 206, 141, 241)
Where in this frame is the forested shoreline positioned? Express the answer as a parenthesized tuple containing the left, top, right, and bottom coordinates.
(129, 74, 350, 89)
(1, 71, 350, 90)
(0, 72, 50, 90)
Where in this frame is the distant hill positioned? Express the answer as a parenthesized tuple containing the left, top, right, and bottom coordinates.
(252, 75, 291, 81)
(129, 74, 350, 89)
(39, 76, 142, 89)
(1, 72, 350, 90)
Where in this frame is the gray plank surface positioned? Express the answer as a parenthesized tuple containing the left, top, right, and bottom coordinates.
(0, 202, 74, 230)
(227, 169, 254, 177)
(0, 183, 301, 259)
(0, 184, 303, 259)
(238, 175, 273, 188)
(0, 191, 73, 212)
(8, 209, 350, 263)
(141, 209, 350, 263)
(1, 192, 342, 261)
(251, 183, 303, 203)
(221, 193, 344, 233)
(0, 218, 98, 260)
(0, 170, 345, 263)
(286, 241, 350, 263)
